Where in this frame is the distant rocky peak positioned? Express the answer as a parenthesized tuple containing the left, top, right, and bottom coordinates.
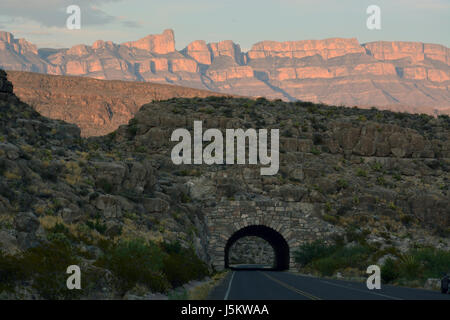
(122, 29, 175, 54)
(0, 31, 14, 43)
(209, 40, 244, 64)
(0, 30, 38, 55)
(92, 40, 116, 50)
(182, 40, 212, 65)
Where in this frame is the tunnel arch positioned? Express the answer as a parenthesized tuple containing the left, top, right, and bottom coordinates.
(224, 225, 290, 271)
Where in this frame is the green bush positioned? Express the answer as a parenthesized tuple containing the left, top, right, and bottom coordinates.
(311, 257, 341, 276)
(86, 219, 107, 235)
(311, 245, 373, 276)
(333, 245, 372, 269)
(398, 254, 422, 280)
(293, 241, 336, 266)
(380, 248, 450, 284)
(0, 252, 24, 292)
(162, 243, 209, 288)
(411, 248, 450, 279)
(336, 178, 349, 190)
(0, 238, 86, 299)
(295, 240, 374, 276)
(96, 239, 169, 293)
(20, 239, 81, 299)
(381, 258, 400, 283)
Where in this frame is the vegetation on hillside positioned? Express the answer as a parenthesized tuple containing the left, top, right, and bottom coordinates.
(0, 237, 209, 299)
(294, 230, 450, 287)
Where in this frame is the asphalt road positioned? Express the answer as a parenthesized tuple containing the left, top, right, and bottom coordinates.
(209, 266, 450, 300)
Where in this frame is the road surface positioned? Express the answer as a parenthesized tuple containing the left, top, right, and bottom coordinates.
(209, 266, 450, 300)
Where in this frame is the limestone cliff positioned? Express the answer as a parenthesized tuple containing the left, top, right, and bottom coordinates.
(0, 30, 449, 115)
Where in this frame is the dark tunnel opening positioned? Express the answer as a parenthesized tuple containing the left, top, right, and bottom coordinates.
(224, 225, 290, 271)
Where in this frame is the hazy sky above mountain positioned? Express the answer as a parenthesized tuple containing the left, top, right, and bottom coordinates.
(0, 0, 448, 49)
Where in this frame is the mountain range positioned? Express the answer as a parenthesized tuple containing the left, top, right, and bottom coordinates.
(0, 29, 449, 115)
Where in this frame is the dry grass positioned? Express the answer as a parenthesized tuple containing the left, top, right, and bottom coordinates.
(3, 169, 21, 180)
(0, 214, 14, 228)
(65, 161, 82, 185)
(188, 271, 228, 300)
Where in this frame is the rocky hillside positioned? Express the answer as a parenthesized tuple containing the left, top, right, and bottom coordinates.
(1, 30, 449, 115)
(6, 71, 230, 137)
(0, 69, 449, 299)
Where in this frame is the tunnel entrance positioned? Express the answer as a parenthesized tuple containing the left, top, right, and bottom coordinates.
(224, 225, 290, 271)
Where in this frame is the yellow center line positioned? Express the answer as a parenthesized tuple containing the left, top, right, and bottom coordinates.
(259, 271, 321, 300)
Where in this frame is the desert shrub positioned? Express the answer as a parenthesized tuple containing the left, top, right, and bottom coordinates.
(295, 240, 374, 276)
(162, 241, 182, 254)
(312, 244, 373, 276)
(0, 252, 24, 292)
(380, 248, 450, 284)
(381, 257, 400, 283)
(293, 241, 336, 266)
(20, 239, 81, 299)
(398, 254, 423, 280)
(162, 242, 209, 288)
(86, 219, 107, 235)
(408, 248, 450, 279)
(47, 222, 70, 235)
(356, 168, 367, 177)
(336, 178, 349, 190)
(335, 245, 372, 268)
(322, 214, 338, 225)
(96, 239, 169, 293)
(311, 256, 341, 276)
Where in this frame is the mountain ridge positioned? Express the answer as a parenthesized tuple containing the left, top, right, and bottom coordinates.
(0, 29, 449, 115)
(5, 70, 232, 137)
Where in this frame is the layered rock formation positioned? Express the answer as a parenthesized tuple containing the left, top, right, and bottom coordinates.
(1, 30, 448, 115)
(6, 70, 230, 136)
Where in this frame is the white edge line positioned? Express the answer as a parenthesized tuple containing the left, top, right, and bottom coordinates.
(224, 271, 235, 300)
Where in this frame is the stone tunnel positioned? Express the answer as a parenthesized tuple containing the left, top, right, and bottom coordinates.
(205, 200, 340, 271)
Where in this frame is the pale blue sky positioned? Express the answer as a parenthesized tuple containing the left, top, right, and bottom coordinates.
(1, 0, 449, 49)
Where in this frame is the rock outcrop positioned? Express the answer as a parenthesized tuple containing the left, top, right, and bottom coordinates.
(6, 70, 231, 136)
(122, 29, 176, 54)
(1, 30, 449, 115)
(248, 38, 365, 59)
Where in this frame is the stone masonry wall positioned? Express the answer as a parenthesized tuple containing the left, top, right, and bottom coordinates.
(205, 200, 342, 270)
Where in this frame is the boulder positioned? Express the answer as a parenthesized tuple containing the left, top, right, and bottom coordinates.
(0, 230, 19, 254)
(14, 211, 40, 233)
(95, 195, 123, 219)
